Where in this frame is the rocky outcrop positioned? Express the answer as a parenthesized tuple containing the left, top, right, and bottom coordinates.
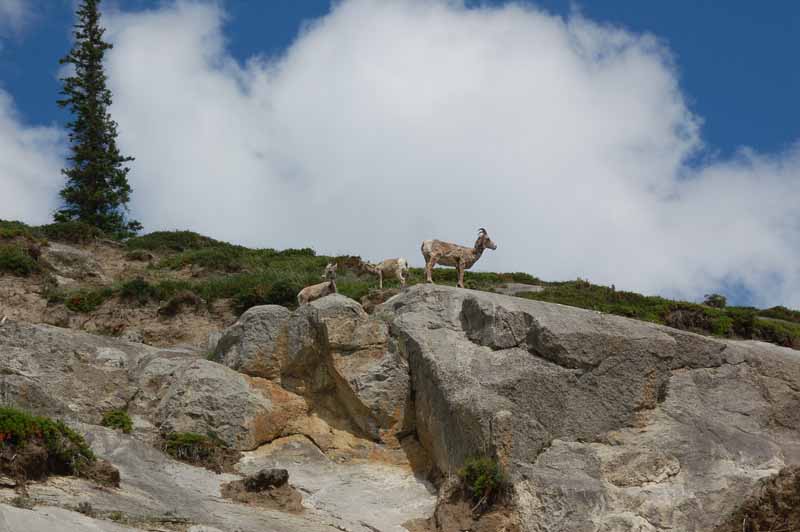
(215, 294, 410, 442)
(383, 285, 800, 531)
(4, 281, 800, 531)
(0, 320, 299, 450)
(0, 424, 434, 532)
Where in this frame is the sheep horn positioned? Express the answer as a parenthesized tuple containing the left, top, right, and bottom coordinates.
(478, 228, 486, 235)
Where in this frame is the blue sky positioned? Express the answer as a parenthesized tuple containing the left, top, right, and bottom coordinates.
(1, 0, 799, 308)
(1, 0, 797, 156)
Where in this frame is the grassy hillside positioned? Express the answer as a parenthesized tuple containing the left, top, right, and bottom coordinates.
(2, 220, 798, 349)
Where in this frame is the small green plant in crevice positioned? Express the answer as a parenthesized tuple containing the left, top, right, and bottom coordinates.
(101, 409, 133, 434)
(458, 456, 505, 507)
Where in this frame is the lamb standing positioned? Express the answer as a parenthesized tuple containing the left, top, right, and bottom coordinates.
(362, 258, 409, 289)
(421, 228, 498, 288)
(297, 263, 338, 305)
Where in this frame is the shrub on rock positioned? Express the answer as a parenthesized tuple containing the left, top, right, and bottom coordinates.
(0, 407, 97, 480)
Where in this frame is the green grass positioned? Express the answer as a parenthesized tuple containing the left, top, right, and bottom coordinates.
(0, 243, 40, 276)
(119, 277, 159, 305)
(63, 287, 115, 313)
(36, 221, 103, 244)
(519, 280, 800, 348)
(100, 410, 133, 434)
(0, 407, 95, 476)
(759, 306, 800, 324)
(125, 230, 227, 252)
(0, 219, 37, 241)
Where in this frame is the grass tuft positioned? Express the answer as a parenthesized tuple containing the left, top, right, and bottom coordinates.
(100, 410, 133, 434)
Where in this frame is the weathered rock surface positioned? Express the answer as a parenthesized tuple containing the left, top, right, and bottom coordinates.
(42, 242, 108, 285)
(216, 294, 410, 442)
(383, 285, 800, 532)
(0, 320, 296, 450)
(0, 426, 435, 532)
(213, 305, 292, 379)
(0, 504, 137, 532)
(238, 434, 436, 531)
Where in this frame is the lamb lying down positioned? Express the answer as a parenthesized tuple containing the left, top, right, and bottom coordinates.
(297, 263, 337, 305)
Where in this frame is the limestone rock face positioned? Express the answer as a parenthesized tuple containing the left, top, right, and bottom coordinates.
(383, 285, 800, 532)
(215, 294, 410, 442)
(0, 320, 296, 450)
(3, 425, 429, 532)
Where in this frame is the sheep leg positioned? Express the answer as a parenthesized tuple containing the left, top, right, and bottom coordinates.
(426, 257, 438, 284)
(457, 260, 465, 288)
(379, 271, 383, 290)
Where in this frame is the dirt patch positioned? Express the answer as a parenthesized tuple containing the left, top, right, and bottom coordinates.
(221, 468, 303, 513)
(405, 477, 519, 532)
(715, 466, 800, 532)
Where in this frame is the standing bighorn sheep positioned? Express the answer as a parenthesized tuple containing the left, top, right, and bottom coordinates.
(297, 263, 338, 305)
(362, 258, 409, 289)
(421, 228, 497, 288)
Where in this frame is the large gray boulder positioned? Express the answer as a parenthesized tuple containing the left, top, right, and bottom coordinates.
(212, 305, 291, 379)
(383, 285, 800, 532)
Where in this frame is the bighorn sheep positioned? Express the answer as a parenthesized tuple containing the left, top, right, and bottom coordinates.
(297, 263, 338, 305)
(362, 258, 409, 289)
(421, 228, 497, 288)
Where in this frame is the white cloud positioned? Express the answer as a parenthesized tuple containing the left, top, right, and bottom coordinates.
(3, 0, 799, 308)
(0, 89, 63, 224)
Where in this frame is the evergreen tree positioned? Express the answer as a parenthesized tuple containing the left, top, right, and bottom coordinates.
(56, 0, 141, 237)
